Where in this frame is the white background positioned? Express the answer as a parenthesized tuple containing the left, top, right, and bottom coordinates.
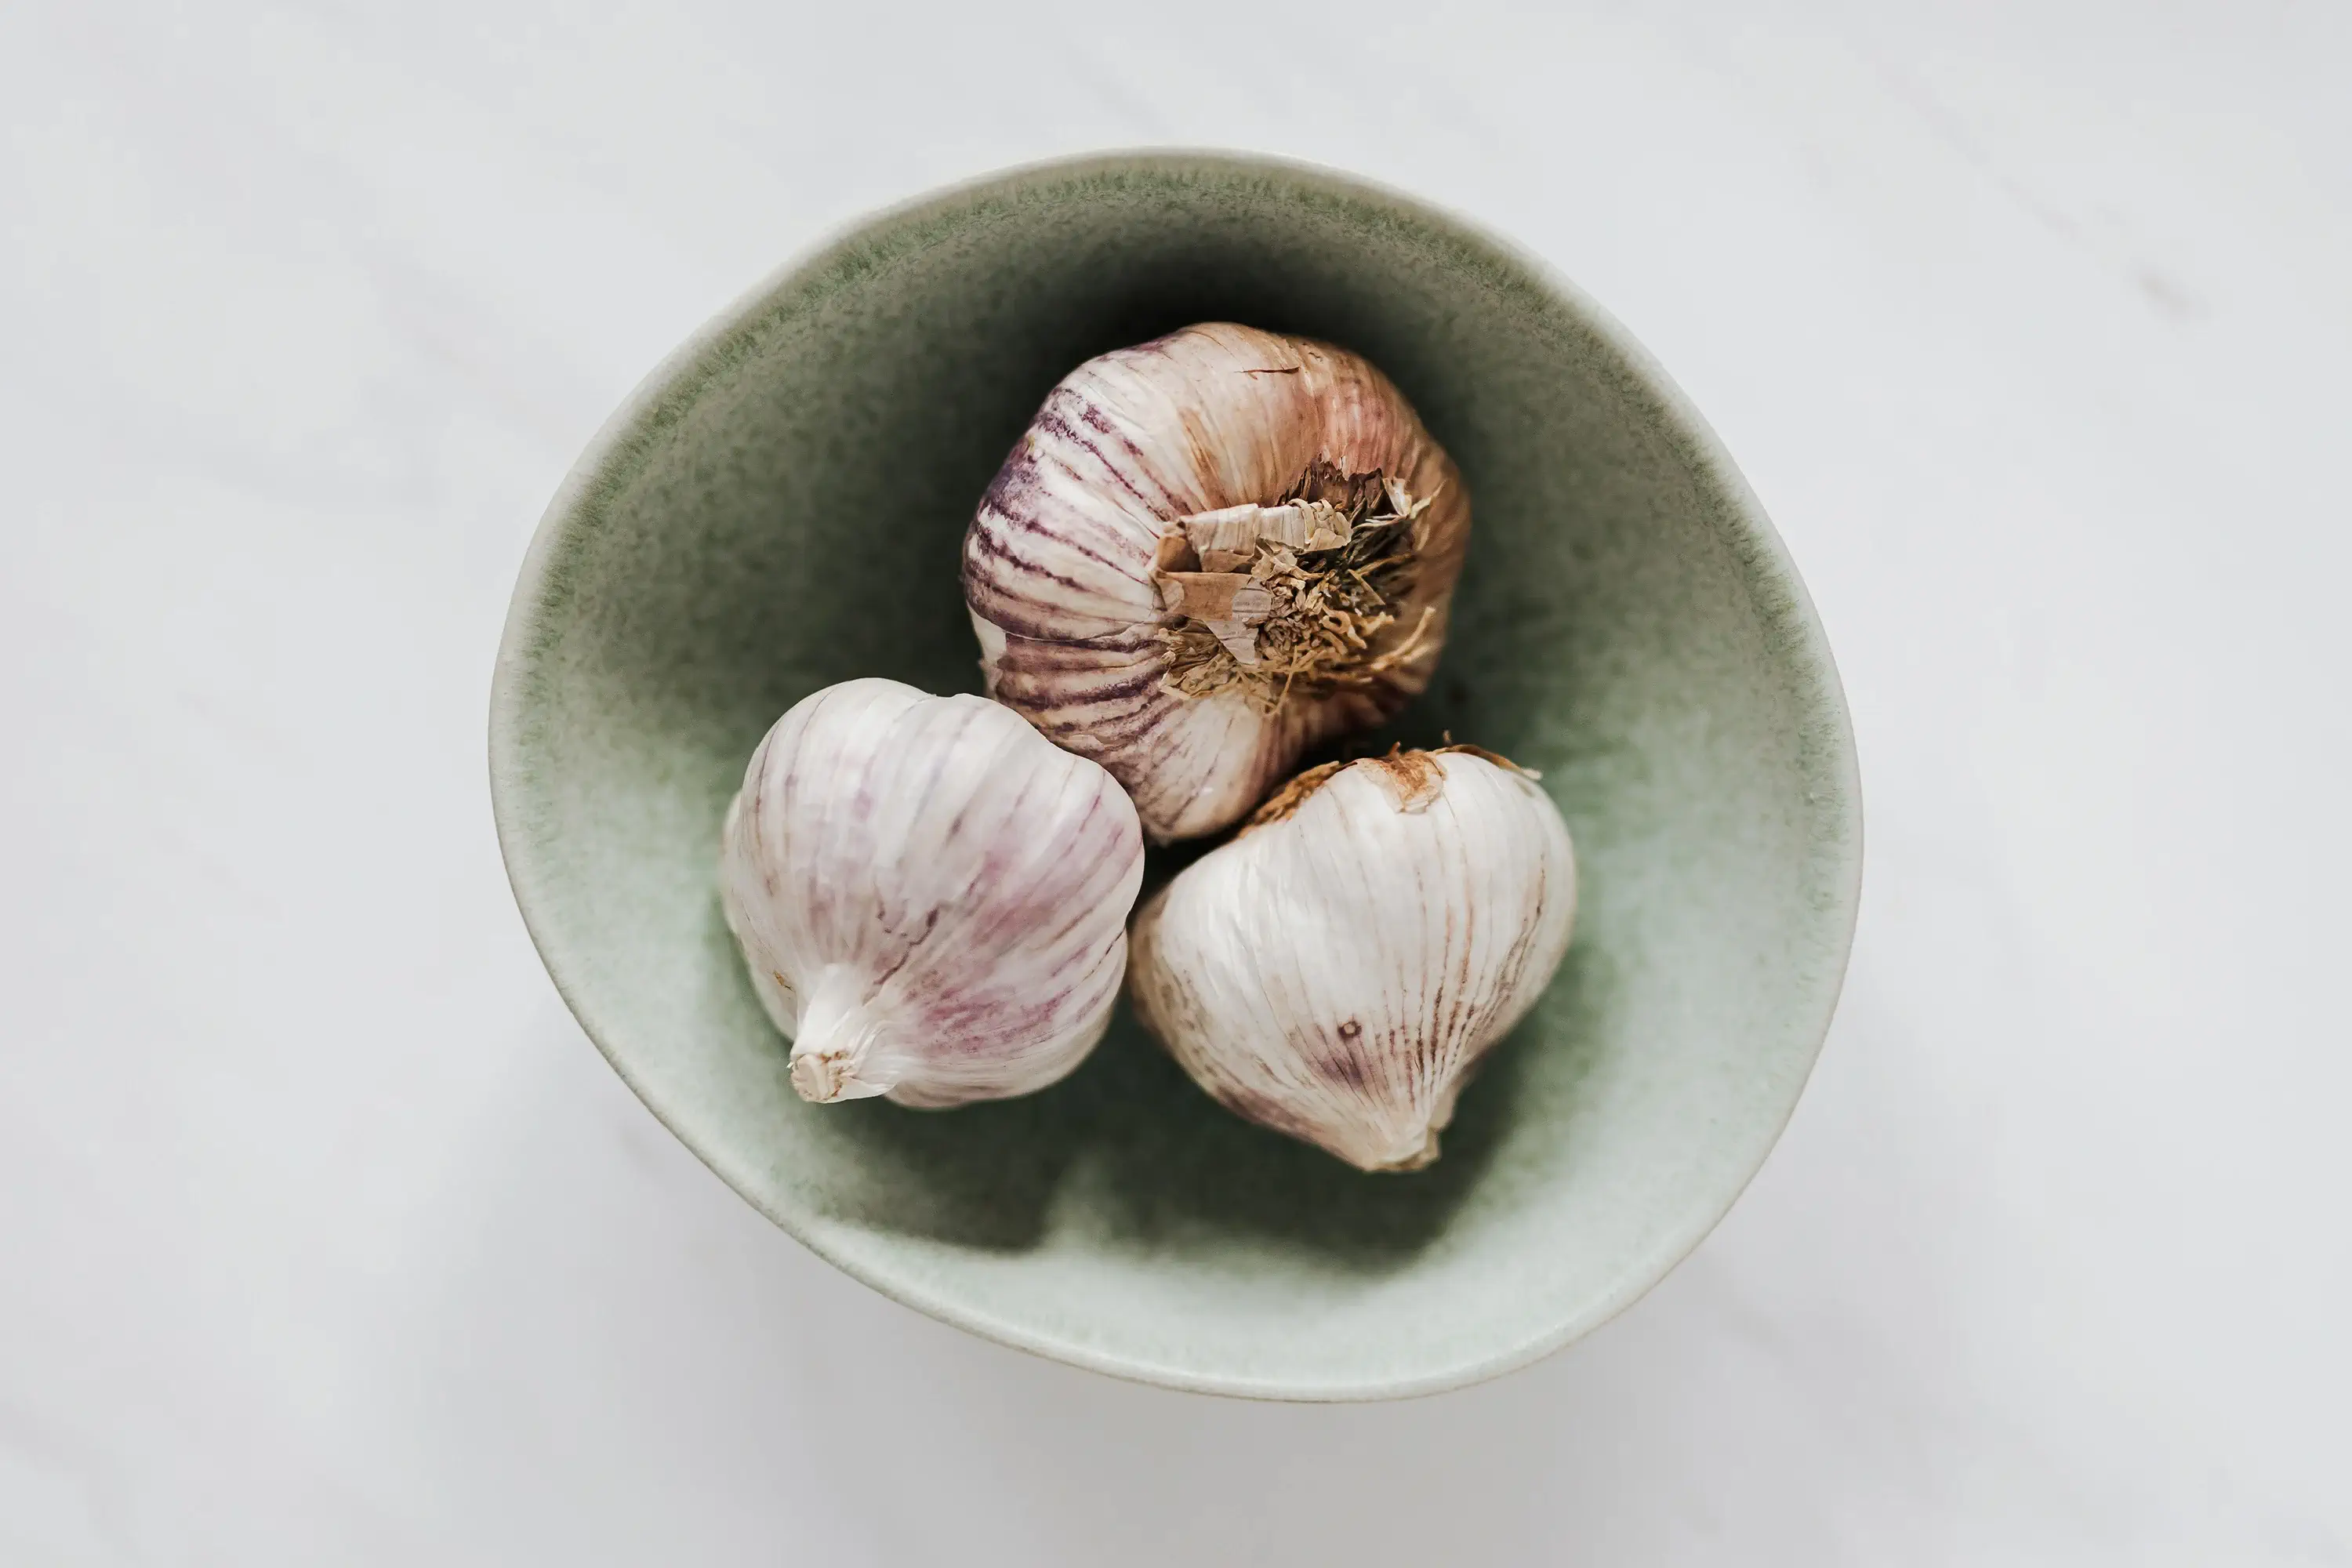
(5, 1, 2348, 1562)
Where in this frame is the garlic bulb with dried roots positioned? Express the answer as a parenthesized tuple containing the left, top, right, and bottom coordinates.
(963, 323, 1469, 842)
(1128, 746, 1575, 1171)
(720, 678, 1145, 1108)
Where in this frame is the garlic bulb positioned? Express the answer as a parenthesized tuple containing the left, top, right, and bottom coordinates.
(963, 322, 1469, 842)
(720, 678, 1145, 1109)
(1128, 746, 1574, 1171)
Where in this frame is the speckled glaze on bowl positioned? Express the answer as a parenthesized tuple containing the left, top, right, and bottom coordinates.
(489, 151, 1861, 1401)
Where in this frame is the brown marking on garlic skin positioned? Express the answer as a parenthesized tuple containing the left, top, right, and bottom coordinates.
(1432, 740, 1537, 779)
(1358, 748, 1447, 812)
(1240, 742, 1531, 834)
(1240, 758, 1352, 833)
(1156, 572, 1269, 620)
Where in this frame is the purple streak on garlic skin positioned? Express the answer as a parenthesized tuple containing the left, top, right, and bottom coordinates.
(962, 323, 1470, 843)
(720, 678, 1145, 1109)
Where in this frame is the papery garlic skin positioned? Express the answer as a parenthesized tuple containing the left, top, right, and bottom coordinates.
(720, 678, 1145, 1109)
(963, 323, 1470, 843)
(1128, 747, 1574, 1171)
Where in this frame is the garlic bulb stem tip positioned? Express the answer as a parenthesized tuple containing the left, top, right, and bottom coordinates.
(786, 964, 893, 1104)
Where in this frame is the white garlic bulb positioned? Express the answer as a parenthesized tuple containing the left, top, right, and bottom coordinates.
(963, 322, 1470, 843)
(1128, 746, 1575, 1171)
(719, 678, 1145, 1109)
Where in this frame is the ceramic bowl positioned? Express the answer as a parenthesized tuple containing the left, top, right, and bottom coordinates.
(489, 151, 1861, 1400)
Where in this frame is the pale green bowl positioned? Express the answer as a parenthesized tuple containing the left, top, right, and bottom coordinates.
(489, 151, 1861, 1400)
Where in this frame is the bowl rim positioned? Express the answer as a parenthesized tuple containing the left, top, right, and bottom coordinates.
(488, 147, 1865, 1402)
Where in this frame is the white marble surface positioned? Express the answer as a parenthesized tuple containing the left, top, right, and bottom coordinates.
(5, 1, 2348, 1561)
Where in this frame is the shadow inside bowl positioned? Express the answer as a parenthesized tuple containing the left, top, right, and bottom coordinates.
(794, 935, 1610, 1263)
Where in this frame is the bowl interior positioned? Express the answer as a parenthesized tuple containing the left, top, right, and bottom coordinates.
(492, 154, 1860, 1399)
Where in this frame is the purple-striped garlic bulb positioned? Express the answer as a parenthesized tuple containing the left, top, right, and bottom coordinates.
(719, 678, 1145, 1108)
(1128, 746, 1575, 1171)
(963, 322, 1470, 843)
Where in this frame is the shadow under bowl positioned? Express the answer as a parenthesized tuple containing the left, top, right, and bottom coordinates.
(490, 151, 1861, 1400)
